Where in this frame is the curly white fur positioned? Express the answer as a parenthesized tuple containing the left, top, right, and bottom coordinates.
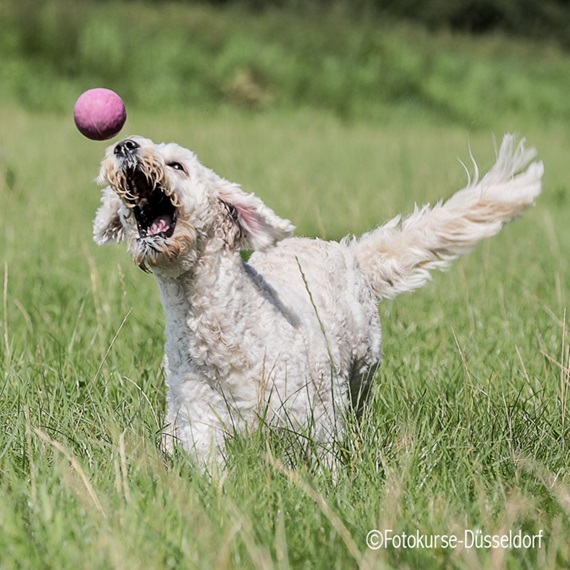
(93, 134, 542, 466)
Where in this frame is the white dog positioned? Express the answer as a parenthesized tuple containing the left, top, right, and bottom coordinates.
(93, 134, 542, 466)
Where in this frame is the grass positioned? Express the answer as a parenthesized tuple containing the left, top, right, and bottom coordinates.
(1, 103, 569, 569)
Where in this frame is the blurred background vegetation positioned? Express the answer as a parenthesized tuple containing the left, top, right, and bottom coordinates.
(1, 0, 570, 128)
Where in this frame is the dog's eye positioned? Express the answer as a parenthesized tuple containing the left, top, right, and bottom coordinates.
(167, 162, 186, 173)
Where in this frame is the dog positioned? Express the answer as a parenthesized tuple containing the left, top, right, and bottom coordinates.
(93, 134, 542, 466)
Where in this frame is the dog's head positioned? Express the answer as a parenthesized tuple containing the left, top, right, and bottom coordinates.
(94, 136, 294, 275)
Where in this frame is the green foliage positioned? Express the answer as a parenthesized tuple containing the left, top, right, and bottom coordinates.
(167, 0, 570, 44)
(2, 0, 570, 127)
(1, 104, 570, 567)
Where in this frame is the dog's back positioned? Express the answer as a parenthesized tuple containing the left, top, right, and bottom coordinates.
(248, 237, 382, 411)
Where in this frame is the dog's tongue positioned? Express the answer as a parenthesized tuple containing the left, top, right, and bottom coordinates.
(148, 215, 172, 236)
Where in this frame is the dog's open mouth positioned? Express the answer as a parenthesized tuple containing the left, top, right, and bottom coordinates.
(123, 168, 178, 239)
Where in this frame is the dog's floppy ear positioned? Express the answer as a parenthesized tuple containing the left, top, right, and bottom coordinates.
(218, 183, 294, 251)
(93, 188, 125, 245)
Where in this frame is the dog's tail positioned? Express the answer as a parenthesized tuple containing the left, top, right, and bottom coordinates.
(346, 135, 543, 301)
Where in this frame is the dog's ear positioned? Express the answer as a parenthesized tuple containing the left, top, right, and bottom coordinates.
(93, 188, 125, 245)
(218, 183, 294, 251)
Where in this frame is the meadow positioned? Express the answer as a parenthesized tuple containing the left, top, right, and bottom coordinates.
(1, 2, 570, 569)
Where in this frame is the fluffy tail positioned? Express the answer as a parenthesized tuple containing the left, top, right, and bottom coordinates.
(347, 135, 543, 300)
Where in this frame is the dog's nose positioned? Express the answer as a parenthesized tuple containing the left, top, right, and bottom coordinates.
(114, 139, 140, 157)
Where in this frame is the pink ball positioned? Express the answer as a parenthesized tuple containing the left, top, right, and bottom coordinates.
(73, 88, 127, 141)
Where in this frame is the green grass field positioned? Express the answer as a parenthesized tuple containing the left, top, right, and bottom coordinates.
(2, 3, 570, 569)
